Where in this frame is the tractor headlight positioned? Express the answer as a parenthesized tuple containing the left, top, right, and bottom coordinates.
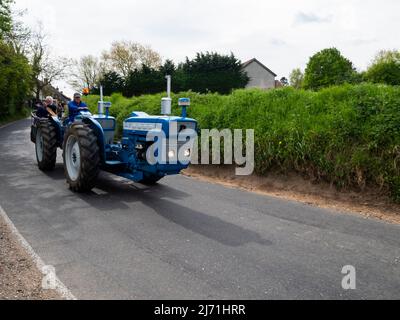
(135, 143, 144, 150)
(184, 149, 191, 158)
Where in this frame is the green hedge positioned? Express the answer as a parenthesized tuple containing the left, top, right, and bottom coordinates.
(84, 84, 400, 201)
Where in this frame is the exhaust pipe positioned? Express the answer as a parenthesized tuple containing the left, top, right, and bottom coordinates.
(98, 85, 104, 116)
(161, 76, 172, 116)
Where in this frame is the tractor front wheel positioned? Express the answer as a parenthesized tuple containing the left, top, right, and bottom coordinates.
(36, 120, 58, 171)
(63, 123, 100, 192)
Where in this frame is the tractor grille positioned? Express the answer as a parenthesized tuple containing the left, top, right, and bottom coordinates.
(97, 118, 116, 130)
(95, 118, 116, 145)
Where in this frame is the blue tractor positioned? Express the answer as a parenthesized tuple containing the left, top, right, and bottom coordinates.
(30, 82, 197, 192)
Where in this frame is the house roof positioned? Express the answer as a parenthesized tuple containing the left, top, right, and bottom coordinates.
(38, 80, 71, 102)
(241, 58, 277, 77)
(49, 86, 71, 102)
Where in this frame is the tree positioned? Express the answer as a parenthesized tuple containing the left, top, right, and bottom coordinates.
(303, 48, 357, 90)
(159, 59, 176, 76)
(140, 44, 162, 69)
(0, 0, 32, 119)
(82, 51, 249, 97)
(180, 52, 249, 94)
(69, 55, 101, 91)
(365, 50, 400, 86)
(94, 71, 125, 96)
(280, 77, 289, 86)
(0, 0, 13, 38)
(102, 41, 161, 78)
(4, 8, 31, 55)
(0, 40, 32, 117)
(29, 25, 71, 99)
(124, 64, 165, 97)
(289, 68, 304, 89)
(93, 52, 249, 97)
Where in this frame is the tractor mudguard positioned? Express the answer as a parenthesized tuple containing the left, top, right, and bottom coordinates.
(82, 117, 107, 164)
(31, 114, 62, 146)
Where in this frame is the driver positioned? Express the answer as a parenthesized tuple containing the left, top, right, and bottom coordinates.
(68, 93, 89, 122)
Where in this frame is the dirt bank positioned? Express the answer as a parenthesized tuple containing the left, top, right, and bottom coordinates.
(0, 215, 62, 300)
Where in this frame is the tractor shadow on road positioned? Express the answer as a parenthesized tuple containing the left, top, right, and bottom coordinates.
(76, 173, 273, 248)
(43, 164, 67, 181)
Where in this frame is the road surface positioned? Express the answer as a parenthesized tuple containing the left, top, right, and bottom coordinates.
(0, 119, 399, 299)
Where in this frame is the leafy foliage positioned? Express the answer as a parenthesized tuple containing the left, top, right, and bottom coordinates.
(92, 71, 124, 96)
(289, 68, 304, 89)
(95, 52, 248, 97)
(179, 52, 249, 94)
(365, 50, 400, 85)
(123, 65, 166, 97)
(0, 39, 32, 119)
(0, 1, 32, 121)
(0, 0, 13, 38)
(304, 48, 358, 90)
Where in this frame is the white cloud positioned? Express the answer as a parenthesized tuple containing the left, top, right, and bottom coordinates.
(294, 12, 333, 25)
(14, 0, 400, 95)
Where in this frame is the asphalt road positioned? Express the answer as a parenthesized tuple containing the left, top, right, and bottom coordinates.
(0, 119, 399, 300)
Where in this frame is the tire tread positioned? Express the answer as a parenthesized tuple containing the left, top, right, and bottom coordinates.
(37, 119, 57, 171)
(63, 123, 100, 192)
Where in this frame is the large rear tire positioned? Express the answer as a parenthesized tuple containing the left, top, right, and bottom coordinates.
(63, 123, 100, 192)
(36, 120, 57, 171)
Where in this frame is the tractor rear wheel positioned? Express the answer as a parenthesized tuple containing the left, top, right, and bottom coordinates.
(63, 123, 100, 192)
(36, 120, 58, 171)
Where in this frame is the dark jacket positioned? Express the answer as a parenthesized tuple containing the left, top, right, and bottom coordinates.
(36, 104, 57, 118)
(47, 104, 57, 114)
(36, 106, 48, 118)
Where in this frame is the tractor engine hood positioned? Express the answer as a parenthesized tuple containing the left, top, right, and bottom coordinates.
(123, 112, 197, 138)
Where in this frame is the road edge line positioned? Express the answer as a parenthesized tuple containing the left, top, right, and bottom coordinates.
(0, 205, 77, 300)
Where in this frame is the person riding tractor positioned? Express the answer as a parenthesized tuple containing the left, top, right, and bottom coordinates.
(36, 96, 57, 118)
(68, 93, 89, 122)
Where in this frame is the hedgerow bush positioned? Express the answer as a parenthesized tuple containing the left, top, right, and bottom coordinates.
(0, 40, 32, 121)
(85, 83, 400, 201)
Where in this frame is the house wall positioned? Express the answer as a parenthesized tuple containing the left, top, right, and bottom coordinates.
(243, 62, 276, 89)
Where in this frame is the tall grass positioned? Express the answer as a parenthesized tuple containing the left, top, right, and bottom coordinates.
(84, 84, 400, 201)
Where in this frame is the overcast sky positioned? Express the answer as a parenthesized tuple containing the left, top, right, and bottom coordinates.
(15, 0, 400, 96)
